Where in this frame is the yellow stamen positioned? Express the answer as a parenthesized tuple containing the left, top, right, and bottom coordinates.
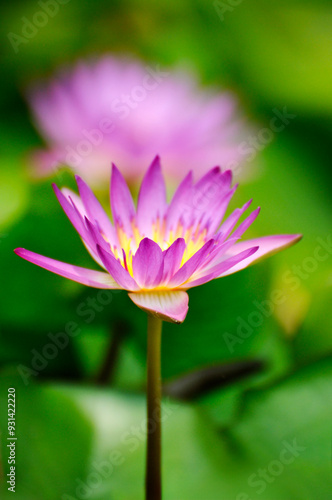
(113, 218, 209, 278)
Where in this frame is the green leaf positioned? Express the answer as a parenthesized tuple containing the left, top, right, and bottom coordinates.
(227, 356, 332, 499)
(0, 374, 94, 500)
(2, 357, 330, 499)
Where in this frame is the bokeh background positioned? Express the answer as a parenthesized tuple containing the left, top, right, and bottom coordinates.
(1, 0, 332, 499)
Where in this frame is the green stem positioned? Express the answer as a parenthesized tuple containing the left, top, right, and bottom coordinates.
(146, 315, 163, 500)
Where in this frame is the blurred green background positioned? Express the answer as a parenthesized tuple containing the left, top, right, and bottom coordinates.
(1, 0, 332, 499)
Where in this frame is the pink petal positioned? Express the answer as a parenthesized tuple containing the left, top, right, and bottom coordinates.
(83, 216, 117, 267)
(217, 199, 253, 241)
(110, 164, 136, 235)
(194, 166, 222, 191)
(204, 184, 238, 237)
(229, 207, 261, 240)
(218, 234, 302, 277)
(162, 238, 186, 284)
(128, 290, 189, 323)
(176, 272, 216, 289)
(14, 248, 118, 288)
(193, 168, 232, 215)
(181, 246, 259, 288)
(132, 238, 164, 288)
(75, 175, 116, 244)
(53, 184, 88, 238)
(198, 201, 256, 270)
(136, 156, 167, 234)
(61, 187, 86, 215)
(176, 168, 234, 234)
(166, 171, 193, 230)
(168, 239, 216, 288)
(211, 246, 259, 278)
(96, 245, 140, 291)
(53, 184, 102, 265)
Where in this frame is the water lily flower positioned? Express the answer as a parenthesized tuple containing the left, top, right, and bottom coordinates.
(27, 56, 249, 186)
(15, 156, 301, 323)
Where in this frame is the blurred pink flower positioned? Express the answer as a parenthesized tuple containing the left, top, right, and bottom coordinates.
(28, 55, 249, 186)
(15, 156, 301, 323)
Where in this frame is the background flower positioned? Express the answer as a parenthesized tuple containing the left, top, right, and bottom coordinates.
(27, 55, 249, 186)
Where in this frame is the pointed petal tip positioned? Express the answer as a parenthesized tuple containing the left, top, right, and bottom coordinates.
(179, 170, 194, 188)
(132, 237, 164, 289)
(249, 245, 259, 255)
(281, 233, 303, 248)
(187, 170, 194, 181)
(218, 233, 303, 278)
(13, 247, 119, 288)
(14, 247, 25, 256)
(111, 163, 131, 191)
(74, 174, 84, 185)
(52, 182, 68, 200)
(271, 233, 302, 245)
(111, 163, 121, 177)
(137, 156, 166, 230)
(222, 169, 233, 180)
(211, 166, 221, 174)
(148, 155, 162, 172)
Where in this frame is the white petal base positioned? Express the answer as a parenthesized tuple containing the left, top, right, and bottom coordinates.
(128, 290, 189, 323)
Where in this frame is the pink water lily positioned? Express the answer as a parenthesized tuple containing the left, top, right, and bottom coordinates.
(27, 55, 249, 186)
(15, 157, 301, 323)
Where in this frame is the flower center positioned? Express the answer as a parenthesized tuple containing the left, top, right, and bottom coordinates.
(107, 217, 209, 277)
